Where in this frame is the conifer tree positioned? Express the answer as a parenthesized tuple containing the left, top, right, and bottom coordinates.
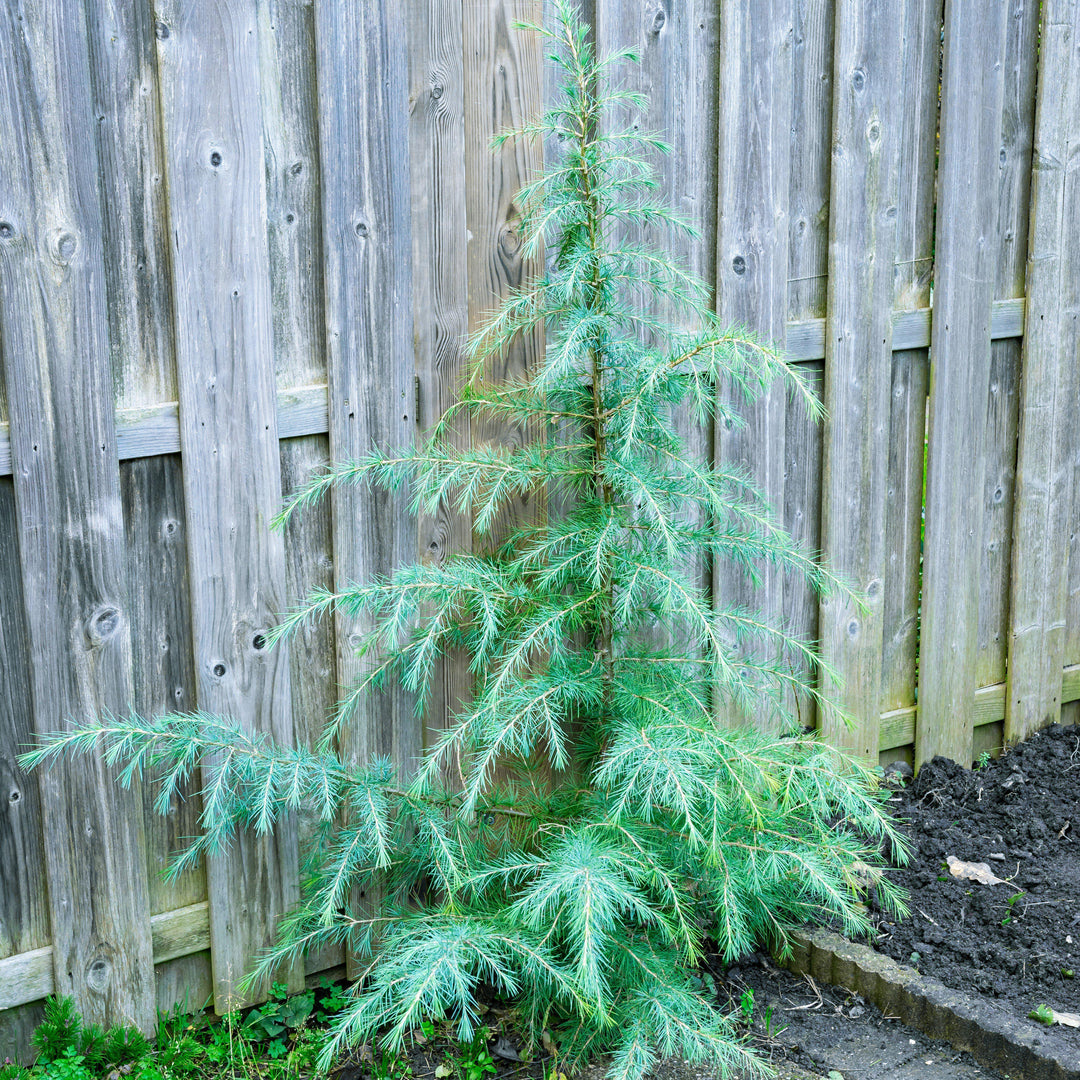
(25, 6, 907, 1077)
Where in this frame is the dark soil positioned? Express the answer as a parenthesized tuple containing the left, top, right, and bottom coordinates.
(874, 722, 1080, 1046)
(724, 953, 1005, 1079)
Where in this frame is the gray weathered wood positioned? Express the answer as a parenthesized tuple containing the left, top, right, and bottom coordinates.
(976, 0, 1039, 695)
(1007, 0, 1080, 742)
(714, 0, 792, 729)
(121, 458, 204, 915)
(313, 1, 420, 976)
(880, 0, 940, 725)
(120, 456, 213, 1016)
(596, 0, 720, 644)
(153, 0, 301, 1008)
(0, 481, 47, 966)
(84, 0, 176, 414)
(0, 298, 1031, 482)
(464, 0, 545, 549)
(916, 0, 1009, 768)
(0, 0, 156, 1030)
(279, 436, 343, 976)
(0, 479, 47, 1062)
(405, 0, 472, 782)
(781, 0, 832, 729)
(256, 0, 344, 978)
(817, 0, 903, 758)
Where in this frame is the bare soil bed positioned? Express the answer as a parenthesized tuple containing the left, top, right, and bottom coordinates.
(871, 723, 1080, 1049)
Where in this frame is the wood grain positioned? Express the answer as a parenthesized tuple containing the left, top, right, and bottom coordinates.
(0, 0, 156, 1030)
(817, 0, 902, 758)
(0, 480, 47, 1062)
(405, 0, 472, 781)
(153, 0, 301, 1008)
(313, 1, 420, 976)
(463, 0, 545, 549)
(781, 0, 832, 729)
(976, 0, 1039, 694)
(595, 0, 720, 646)
(84, 0, 176, 414)
(1006, 0, 1080, 742)
(257, 0, 343, 978)
(714, 0, 793, 730)
(279, 437, 343, 976)
(916, 0, 1009, 768)
(880, 0, 940, 725)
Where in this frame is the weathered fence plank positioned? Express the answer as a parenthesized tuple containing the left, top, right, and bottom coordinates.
(596, 0, 720, 643)
(916, 0, 1009, 768)
(817, 0, 903, 758)
(257, 0, 344, 979)
(975, 0, 1038, 713)
(84, 0, 176, 415)
(120, 456, 214, 1013)
(153, 0, 301, 1008)
(463, 0, 545, 548)
(782, 0, 832, 728)
(313, 1, 419, 976)
(405, 0, 472, 779)
(0, 479, 48, 1058)
(1007, 0, 1080, 743)
(0, 0, 157, 1029)
(714, 0, 793, 729)
(880, 0, 940, 735)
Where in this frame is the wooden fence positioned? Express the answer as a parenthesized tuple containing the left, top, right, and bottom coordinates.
(2, 0, 1079, 1059)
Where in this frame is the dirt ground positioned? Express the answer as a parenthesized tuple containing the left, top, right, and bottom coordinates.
(724, 954, 1007, 1080)
(869, 723, 1080, 1052)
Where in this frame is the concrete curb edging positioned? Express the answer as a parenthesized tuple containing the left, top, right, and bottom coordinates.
(780, 929, 1080, 1080)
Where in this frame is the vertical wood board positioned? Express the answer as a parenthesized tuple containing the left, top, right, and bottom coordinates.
(976, 0, 1038, 691)
(0, 480, 48, 963)
(916, 0, 1009, 768)
(84, 0, 177, 413)
(714, 0, 793, 729)
(1007, 0, 1080, 740)
(0, 0, 156, 1029)
(153, 0, 301, 1008)
(463, 0, 545, 550)
(405, 0, 472, 777)
(313, 1, 419, 975)
(817, 0, 903, 758)
(881, 0, 941, 719)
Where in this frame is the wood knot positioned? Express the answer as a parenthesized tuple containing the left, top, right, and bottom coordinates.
(85, 955, 112, 994)
(155, 21, 169, 39)
(55, 231, 78, 263)
(212, 662, 227, 678)
(210, 151, 223, 167)
(851, 67, 866, 91)
(355, 219, 369, 238)
(731, 254, 746, 276)
(0, 221, 14, 240)
(86, 606, 121, 645)
(649, 6, 666, 32)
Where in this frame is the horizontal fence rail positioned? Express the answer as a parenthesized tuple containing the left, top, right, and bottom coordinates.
(1, 0, 1077, 1060)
